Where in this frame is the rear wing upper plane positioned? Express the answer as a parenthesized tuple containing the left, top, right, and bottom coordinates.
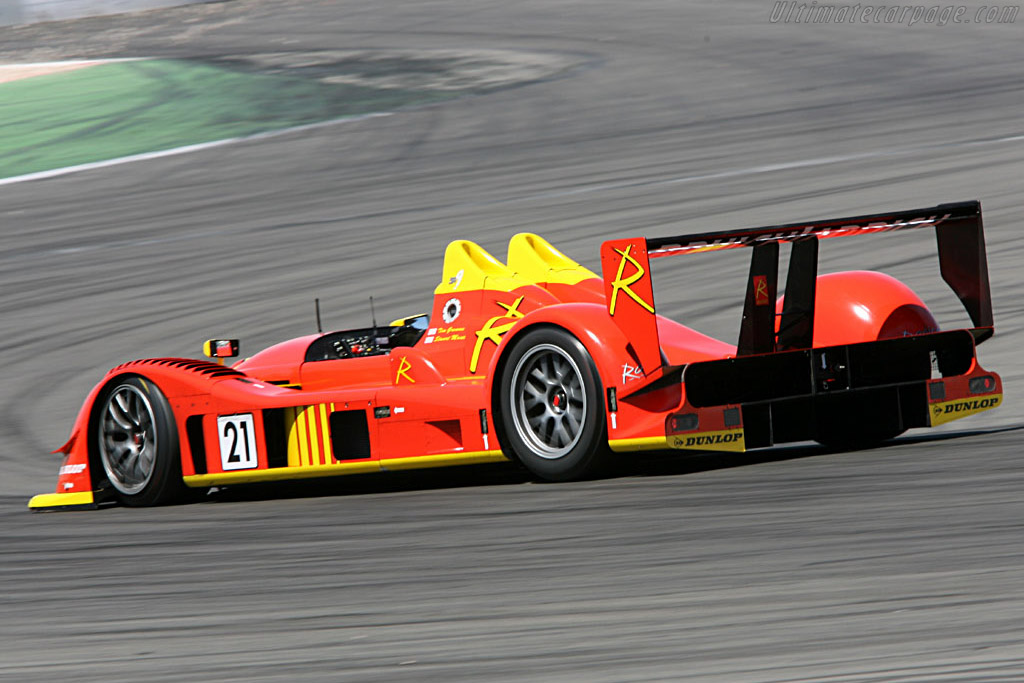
(600, 200, 993, 381)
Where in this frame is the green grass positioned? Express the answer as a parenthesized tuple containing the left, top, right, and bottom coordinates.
(0, 59, 446, 179)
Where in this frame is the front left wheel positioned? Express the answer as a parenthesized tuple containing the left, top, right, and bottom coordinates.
(95, 376, 186, 506)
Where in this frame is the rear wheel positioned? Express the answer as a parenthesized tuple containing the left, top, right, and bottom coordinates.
(812, 391, 906, 449)
(96, 376, 186, 506)
(814, 424, 905, 449)
(498, 328, 609, 481)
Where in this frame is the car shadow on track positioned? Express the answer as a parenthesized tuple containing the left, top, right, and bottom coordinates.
(193, 423, 1023, 506)
(624, 423, 1024, 477)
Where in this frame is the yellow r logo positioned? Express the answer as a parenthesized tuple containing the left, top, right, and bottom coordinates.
(396, 356, 415, 384)
(609, 245, 655, 315)
(470, 296, 525, 373)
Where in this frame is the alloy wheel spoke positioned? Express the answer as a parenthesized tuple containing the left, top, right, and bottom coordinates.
(107, 400, 134, 431)
(512, 345, 588, 459)
(527, 410, 548, 431)
(108, 444, 129, 468)
(100, 385, 158, 495)
(552, 356, 568, 382)
(563, 409, 581, 436)
(120, 392, 143, 427)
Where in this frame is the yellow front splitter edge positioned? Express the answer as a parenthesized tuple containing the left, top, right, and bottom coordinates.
(28, 491, 98, 512)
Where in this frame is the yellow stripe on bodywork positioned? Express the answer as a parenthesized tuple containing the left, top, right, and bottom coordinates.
(285, 407, 298, 466)
(307, 405, 321, 466)
(379, 450, 508, 471)
(286, 403, 338, 467)
(184, 450, 509, 486)
(184, 462, 381, 487)
(929, 394, 1002, 426)
(609, 436, 671, 452)
(294, 409, 309, 466)
(319, 403, 334, 463)
(28, 491, 96, 510)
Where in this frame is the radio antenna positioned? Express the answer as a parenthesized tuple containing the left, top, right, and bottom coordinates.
(315, 298, 323, 334)
(369, 296, 378, 329)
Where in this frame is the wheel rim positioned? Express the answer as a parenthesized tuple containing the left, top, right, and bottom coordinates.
(509, 344, 587, 459)
(98, 384, 158, 495)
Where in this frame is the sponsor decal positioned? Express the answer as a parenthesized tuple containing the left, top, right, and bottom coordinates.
(396, 356, 416, 384)
(622, 363, 644, 383)
(930, 394, 1001, 426)
(669, 428, 745, 452)
(442, 297, 462, 323)
(424, 326, 466, 344)
(608, 244, 655, 316)
(218, 414, 259, 471)
(470, 296, 525, 373)
(285, 404, 337, 467)
(59, 463, 87, 476)
(651, 214, 952, 256)
(899, 327, 939, 337)
(449, 269, 465, 290)
(754, 275, 770, 306)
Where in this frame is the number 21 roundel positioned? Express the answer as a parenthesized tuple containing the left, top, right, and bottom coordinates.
(218, 414, 259, 470)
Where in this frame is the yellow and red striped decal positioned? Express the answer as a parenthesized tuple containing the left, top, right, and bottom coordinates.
(286, 403, 336, 467)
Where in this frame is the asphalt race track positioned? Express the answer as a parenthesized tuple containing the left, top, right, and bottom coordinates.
(2, 1, 1024, 680)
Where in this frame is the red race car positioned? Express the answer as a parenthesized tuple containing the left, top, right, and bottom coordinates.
(30, 200, 1002, 510)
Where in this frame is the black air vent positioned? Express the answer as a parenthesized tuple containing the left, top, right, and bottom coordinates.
(329, 411, 372, 460)
(114, 358, 245, 379)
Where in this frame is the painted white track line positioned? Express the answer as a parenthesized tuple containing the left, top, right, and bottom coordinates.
(0, 57, 392, 187)
(0, 112, 392, 187)
(0, 58, 144, 68)
(0, 58, 145, 83)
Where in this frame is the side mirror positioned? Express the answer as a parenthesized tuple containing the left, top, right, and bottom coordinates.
(203, 339, 240, 364)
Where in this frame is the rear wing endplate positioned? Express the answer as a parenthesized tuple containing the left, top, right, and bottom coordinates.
(600, 200, 992, 377)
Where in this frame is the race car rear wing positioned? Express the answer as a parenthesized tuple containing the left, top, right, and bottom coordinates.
(600, 200, 992, 379)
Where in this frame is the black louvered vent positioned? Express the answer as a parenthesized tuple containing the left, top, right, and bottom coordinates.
(113, 358, 245, 379)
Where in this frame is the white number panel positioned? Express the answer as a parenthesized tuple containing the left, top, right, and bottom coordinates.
(217, 413, 259, 471)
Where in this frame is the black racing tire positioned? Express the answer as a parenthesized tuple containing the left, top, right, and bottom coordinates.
(498, 327, 610, 481)
(94, 376, 186, 507)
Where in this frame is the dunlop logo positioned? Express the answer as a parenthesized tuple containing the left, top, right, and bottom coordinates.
(930, 394, 1001, 426)
(669, 429, 745, 453)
